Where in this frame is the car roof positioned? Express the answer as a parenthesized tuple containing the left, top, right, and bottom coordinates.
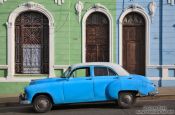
(70, 62, 130, 76)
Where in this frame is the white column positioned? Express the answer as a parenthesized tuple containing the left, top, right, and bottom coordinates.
(171, 0, 175, 5)
(7, 22, 15, 79)
(49, 23, 55, 77)
(162, 67, 169, 80)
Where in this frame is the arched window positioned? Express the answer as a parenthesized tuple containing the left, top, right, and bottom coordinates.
(15, 11, 49, 74)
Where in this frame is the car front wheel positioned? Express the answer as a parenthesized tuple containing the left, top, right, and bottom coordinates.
(33, 95, 52, 113)
(118, 92, 136, 108)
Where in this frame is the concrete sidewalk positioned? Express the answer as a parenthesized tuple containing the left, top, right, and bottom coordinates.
(0, 87, 175, 107)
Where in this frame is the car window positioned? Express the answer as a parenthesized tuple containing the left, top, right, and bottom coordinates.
(70, 67, 90, 78)
(94, 67, 117, 76)
(108, 68, 117, 76)
(94, 67, 108, 76)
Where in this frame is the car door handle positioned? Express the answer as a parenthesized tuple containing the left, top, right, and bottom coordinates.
(86, 78, 92, 80)
(128, 77, 132, 79)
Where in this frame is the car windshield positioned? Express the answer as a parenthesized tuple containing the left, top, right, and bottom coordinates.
(62, 67, 71, 78)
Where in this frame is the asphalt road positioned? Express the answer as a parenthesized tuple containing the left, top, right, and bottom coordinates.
(0, 99, 175, 115)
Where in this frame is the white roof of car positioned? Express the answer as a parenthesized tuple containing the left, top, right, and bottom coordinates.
(70, 62, 130, 76)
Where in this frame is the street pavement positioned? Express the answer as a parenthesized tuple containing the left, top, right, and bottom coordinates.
(0, 87, 175, 115)
(0, 99, 175, 115)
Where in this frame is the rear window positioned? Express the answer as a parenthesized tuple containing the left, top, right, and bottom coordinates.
(94, 67, 117, 76)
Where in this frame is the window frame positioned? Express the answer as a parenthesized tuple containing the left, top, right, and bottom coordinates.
(69, 67, 91, 78)
(93, 66, 117, 77)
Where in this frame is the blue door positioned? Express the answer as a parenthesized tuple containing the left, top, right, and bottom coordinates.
(93, 66, 117, 100)
(63, 67, 94, 103)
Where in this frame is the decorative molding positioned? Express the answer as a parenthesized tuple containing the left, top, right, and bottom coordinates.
(146, 65, 175, 78)
(2, 64, 175, 81)
(149, 1, 156, 22)
(0, 76, 174, 82)
(54, 65, 69, 69)
(75, 1, 84, 23)
(123, 13, 145, 25)
(0, 65, 8, 69)
(85, 3, 109, 13)
(19, 1, 44, 9)
(7, 2, 55, 78)
(148, 77, 175, 80)
(119, 5, 151, 71)
(93, 3, 107, 9)
(54, 0, 64, 5)
(168, 0, 175, 5)
(147, 65, 175, 69)
(148, 77, 161, 80)
(82, 4, 113, 63)
(0, 0, 7, 4)
(0, 77, 47, 82)
(0, 76, 175, 82)
(147, 65, 162, 69)
(124, 4, 145, 12)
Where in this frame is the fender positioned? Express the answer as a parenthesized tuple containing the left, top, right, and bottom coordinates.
(106, 78, 121, 99)
(106, 77, 142, 99)
(26, 82, 65, 104)
(138, 81, 157, 96)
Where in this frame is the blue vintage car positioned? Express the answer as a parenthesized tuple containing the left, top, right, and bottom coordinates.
(19, 62, 158, 113)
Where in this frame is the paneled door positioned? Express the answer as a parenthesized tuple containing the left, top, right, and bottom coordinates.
(122, 13, 145, 75)
(86, 12, 109, 62)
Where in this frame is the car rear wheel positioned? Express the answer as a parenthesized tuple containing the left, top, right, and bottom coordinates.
(33, 95, 52, 113)
(118, 92, 136, 108)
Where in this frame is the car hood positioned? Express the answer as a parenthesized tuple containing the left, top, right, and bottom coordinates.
(29, 77, 67, 85)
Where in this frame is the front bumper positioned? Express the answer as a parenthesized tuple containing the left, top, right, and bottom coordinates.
(19, 93, 30, 105)
(148, 83, 159, 96)
(148, 90, 159, 96)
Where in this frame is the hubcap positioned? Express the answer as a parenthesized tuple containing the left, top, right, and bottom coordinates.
(36, 98, 49, 110)
(121, 95, 132, 104)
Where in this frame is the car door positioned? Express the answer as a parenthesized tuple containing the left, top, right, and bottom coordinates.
(93, 66, 117, 100)
(63, 67, 94, 103)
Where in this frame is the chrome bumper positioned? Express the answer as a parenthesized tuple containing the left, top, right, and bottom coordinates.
(19, 93, 30, 105)
(148, 90, 159, 96)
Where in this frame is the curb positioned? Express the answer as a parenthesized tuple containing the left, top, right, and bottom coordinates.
(0, 102, 20, 108)
(0, 97, 19, 107)
(138, 95, 175, 101)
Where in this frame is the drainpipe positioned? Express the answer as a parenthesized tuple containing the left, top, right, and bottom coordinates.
(159, 0, 163, 87)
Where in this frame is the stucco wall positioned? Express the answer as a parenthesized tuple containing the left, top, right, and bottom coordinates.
(162, 0, 175, 65)
(116, 0, 161, 78)
(0, 0, 116, 77)
(116, 0, 175, 87)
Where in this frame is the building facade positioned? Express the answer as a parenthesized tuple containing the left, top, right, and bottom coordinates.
(116, 0, 175, 87)
(0, 0, 117, 94)
(0, 0, 174, 95)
